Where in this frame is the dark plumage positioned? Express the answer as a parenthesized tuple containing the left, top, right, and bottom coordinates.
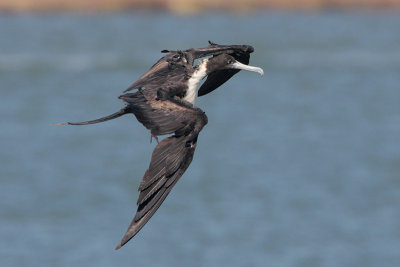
(123, 41, 255, 95)
(51, 42, 263, 250)
(115, 108, 207, 249)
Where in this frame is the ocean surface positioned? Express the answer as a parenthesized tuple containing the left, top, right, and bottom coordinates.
(1, 11, 400, 266)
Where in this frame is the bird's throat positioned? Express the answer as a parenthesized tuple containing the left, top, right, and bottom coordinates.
(183, 59, 209, 105)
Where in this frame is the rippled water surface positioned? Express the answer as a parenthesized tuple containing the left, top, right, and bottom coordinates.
(1, 12, 400, 266)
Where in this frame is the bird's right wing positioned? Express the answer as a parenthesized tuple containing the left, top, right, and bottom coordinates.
(183, 41, 254, 65)
(123, 52, 187, 93)
(115, 105, 208, 250)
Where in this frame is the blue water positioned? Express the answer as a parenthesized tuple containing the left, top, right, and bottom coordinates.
(1, 12, 400, 266)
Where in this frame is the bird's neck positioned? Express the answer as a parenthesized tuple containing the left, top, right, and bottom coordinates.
(182, 59, 209, 105)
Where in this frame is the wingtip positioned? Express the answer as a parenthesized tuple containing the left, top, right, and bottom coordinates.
(247, 45, 254, 53)
(114, 227, 136, 250)
(114, 232, 133, 250)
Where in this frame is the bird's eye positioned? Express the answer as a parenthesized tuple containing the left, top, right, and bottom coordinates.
(173, 54, 181, 60)
(227, 59, 233, 64)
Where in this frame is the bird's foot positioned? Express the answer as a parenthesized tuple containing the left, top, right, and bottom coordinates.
(150, 134, 159, 144)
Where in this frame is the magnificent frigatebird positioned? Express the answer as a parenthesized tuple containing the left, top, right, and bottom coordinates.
(52, 43, 263, 249)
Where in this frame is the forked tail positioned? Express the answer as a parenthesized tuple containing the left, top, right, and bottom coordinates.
(50, 107, 129, 125)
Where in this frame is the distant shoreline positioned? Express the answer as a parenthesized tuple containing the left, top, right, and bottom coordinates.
(1, 0, 400, 13)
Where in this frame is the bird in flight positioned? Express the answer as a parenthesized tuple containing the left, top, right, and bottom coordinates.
(52, 42, 263, 249)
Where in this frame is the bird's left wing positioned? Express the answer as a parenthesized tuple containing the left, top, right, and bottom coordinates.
(115, 105, 208, 250)
(198, 50, 251, 96)
(179, 41, 255, 96)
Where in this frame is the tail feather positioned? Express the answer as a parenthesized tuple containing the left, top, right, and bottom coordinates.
(50, 108, 129, 126)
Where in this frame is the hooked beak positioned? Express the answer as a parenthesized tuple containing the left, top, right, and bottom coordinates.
(231, 61, 264, 76)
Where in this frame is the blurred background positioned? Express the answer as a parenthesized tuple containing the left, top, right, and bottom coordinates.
(1, 1, 400, 266)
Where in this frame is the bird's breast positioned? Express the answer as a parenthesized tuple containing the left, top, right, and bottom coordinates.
(182, 60, 208, 105)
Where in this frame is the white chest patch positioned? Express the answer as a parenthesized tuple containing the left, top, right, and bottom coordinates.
(183, 59, 208, 105)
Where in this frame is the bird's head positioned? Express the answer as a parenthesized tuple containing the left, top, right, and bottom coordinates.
(205, 54, 264, 76)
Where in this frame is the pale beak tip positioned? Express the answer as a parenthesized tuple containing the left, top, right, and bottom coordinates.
(231, 61, 264, 76)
